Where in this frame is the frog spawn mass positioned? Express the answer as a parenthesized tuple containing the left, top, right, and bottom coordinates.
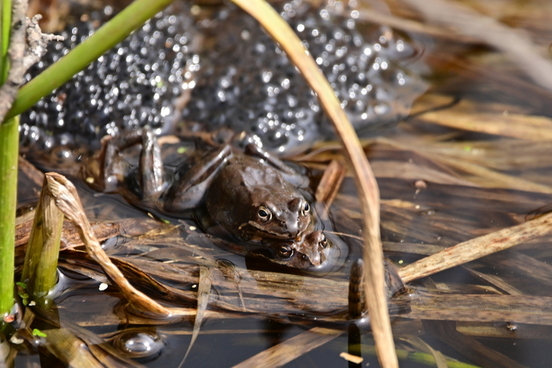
(182, 1, 427, 153)
(20, 1, 426, 156)
(19, 7, 200, 154)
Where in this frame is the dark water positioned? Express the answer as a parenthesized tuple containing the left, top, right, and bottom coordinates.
(13, 0, 552, 367)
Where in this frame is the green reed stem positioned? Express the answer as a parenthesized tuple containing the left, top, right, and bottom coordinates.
(0, 0, 14, 325)
(0, 116, 18, 320)
(4, 0, 177, 120)
(0, 0, 11, 84)
(21, 175, 64, 307)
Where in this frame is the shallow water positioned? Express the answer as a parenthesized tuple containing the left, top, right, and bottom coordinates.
(12, 0, 552, 367)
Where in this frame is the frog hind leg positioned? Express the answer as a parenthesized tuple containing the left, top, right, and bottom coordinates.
(92, 128, 165, 201)
(138, 128, 165, 200)
(163, 144, 233, 212)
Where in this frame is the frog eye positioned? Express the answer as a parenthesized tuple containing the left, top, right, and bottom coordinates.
(278, 245, 294, 260)
(301, 202, 310, 216)
(319, 233, 328, 249)
(258, 206, 272, 222)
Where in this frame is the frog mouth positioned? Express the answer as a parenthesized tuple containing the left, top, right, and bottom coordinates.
(243, 220, 303, 240)
(250, 240, 327, 268)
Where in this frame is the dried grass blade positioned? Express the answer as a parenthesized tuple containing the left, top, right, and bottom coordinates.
(423, 321, 527, 368)
(376, 137, 552, 193)
(479, 251, 552, 293)
(419, 111, 552, 141)
(355, 8, 479, 43)
(400, 0, 552, 91)
(216, 259, 246, 310)
(44, 172, 172, 318)
(434, 155, 552, 193)
(232, 327, 342, 368)
(406, 294, 552, 325)
(370, 161, 476, 187)
(463, 267, 524, 296)
(230, 1, 396, 366)
(456, 322, 552, 340)
(398, 335, 448, 368)
(42, 328, 111, 368)
(42, 328, 145, 368)
(16, 218, 120, 249)
(399, 212, 552, 283)
(315, 159, 346, 212)
(179, 265, 212, 367)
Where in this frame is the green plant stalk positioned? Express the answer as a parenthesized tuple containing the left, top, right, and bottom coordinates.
(0, 0, 12, 84)
(5, 0, 177, 120)
(363, 345, 481, 368)
(21, 177, 64, 307)
(0, 116, 18, 319)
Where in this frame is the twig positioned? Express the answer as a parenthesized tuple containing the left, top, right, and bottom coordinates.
(0, 2, 63, 122)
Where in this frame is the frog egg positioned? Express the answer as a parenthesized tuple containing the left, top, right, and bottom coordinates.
(20, 5, 200, 155)
(182, 0, 426, 154)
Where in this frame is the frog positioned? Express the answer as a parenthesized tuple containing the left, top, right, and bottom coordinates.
(86, 128, 338, 271)
(164, 140, 313, 243)
(208, 228, 339, 272)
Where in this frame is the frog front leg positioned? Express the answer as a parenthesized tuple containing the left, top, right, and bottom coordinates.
(163, 144, 233, 213)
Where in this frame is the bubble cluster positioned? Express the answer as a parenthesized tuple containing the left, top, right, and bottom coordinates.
(182, 0, 427, 153)
(20, 7, 200, 152)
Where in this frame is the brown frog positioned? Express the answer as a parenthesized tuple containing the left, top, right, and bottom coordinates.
(164, 142, 313, 243)
(87, 129, 338, 271)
